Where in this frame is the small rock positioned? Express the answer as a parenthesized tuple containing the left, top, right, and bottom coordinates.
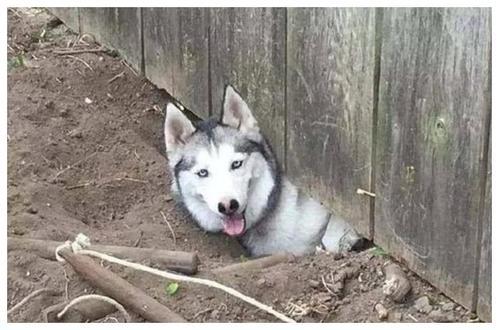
(333, 253, 344, 260)
(388, 311, 402, 322)
(315, 292, 332, 303)
(441, 302, 455, 312)
(375, 303, 388, 320)
(84, 97, 93, 104)
(414, 296, 432, 314)
(308, 279, 320, 288)
(210, 309, 219, 319)
(69, 130, 83, 138)
(429, 310, 451, 322)
(44, 101, 55, 109)
(27, 206, 38, 214)
(59, 109, 69, 117)
(256, 278, 266, 288)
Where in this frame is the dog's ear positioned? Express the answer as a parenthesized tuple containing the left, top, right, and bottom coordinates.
(164, 102, 195, 152)
(221, 85, 259, 133)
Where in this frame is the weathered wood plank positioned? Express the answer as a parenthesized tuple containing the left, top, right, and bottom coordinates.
(143, 8, 210, 118)
(48, 8, 79, 33)
(79, 8, 142, 73)
(210, 8, 286, 162)
(286, 8, 375, 237)
(374, 8, 491, 309)
(477, 129, 491, 321)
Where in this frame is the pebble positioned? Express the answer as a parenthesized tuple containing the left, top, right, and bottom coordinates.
(388, 311, 403, 322)
(308, 279, 320, 288)
(375, 303, 388, 320)
(441, 302, 455, 311)
(256, 278, 266, 288)
(210, 309, 219, 319)
(414, 296, 432, 314)
(44, 101, 55, 109)
(429, 309, 452, 322)
(69, 130, 83, 138)
(27, 206, 38, 214)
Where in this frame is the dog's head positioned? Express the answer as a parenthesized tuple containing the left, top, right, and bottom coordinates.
(164, 85, 280, 237)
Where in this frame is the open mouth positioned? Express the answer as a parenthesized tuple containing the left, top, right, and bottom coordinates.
(222, 211, 246, 237)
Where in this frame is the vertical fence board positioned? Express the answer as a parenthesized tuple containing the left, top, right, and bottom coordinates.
(143, 8, 210, 118)
(286, 8, 375, 237)
(210, 8, 286, 162)
(79, 8, 142, 73)
(375, 8, 491, 309)
(477, 131, 491, 321)
(48, 8, 79, 33)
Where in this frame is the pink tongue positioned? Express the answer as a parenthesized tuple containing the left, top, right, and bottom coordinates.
(223, 215, 245, 236)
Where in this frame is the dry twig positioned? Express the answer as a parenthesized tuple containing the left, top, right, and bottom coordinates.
(54, 47, 105, 55)
(160, 211, 177, 246)
(107, 71, 125, 84)
(64, 55, 94, 71)
(121, 60, 137, 76)
(52, 151, 98, 181)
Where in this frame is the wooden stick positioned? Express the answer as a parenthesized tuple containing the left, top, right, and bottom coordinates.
(8, 237, 199, 275)
(58, 248, 186, 322)
(44, 299, 117, 323)
(53, 47, 105, 55)
(211, 253, 295, 274)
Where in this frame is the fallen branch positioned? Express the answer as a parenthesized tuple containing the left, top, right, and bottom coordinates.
(212, 253, 295, 274)
(55, 234, 295, 322)
(53, 47, 105, 55)
(58, 248, 185, 322)
(72, 247, 295, 322)
(8, 237, 199, 275)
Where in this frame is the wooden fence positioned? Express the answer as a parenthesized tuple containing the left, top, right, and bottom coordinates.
(50, 7, 492, 321)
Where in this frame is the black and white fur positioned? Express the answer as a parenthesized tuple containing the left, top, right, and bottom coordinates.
(164, 85, 361, 256)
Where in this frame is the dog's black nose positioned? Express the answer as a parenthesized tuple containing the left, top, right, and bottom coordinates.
(218, 199, 239, 215)
(229, 199, 239, 212)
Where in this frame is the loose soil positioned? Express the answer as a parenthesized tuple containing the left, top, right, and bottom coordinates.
(7, 8, 476, 323)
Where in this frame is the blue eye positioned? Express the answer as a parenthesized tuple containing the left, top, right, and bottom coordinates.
(231, 160, 243, 170)
(197, 169, 209, 178)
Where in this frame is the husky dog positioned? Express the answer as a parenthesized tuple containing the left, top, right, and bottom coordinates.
(164, 85, 361, 256)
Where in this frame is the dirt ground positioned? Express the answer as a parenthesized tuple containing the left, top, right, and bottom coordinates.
(7, 8, 478, 323)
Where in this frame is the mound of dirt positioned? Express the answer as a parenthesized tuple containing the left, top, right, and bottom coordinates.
(7, 8, 475, 323)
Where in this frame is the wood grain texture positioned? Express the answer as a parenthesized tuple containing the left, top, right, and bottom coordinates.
(477, 130, 491, 322)
(79, 8, 142, 72)
(374, 8, 491, 309)
(143, 8, 210, 118)
(48, 8, 79, 33)
(286, 8, 375, 237)
(210, 8, 286, 163)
